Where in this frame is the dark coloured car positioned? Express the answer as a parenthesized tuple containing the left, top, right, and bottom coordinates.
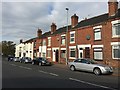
(20, 57, 32, 63)
(32, 57, 51, 66)
(8, 55, 14, 61)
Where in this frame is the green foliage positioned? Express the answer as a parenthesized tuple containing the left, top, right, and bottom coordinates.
(1, 41, 16, 57)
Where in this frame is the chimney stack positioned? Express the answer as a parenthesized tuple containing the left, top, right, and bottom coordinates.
(20, 39, 23, 43)
(37, 28, 42, 37)
(51, 23, 57, 34)
(71, 14, 79, 28)
(108, 0, 118, 16)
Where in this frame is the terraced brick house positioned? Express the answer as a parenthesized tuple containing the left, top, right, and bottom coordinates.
(15, 0, 120, 68)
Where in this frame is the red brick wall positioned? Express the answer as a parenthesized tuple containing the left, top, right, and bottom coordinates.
(77, 26, 93, 45)
(108, 2, 118, 16)
(102, 19, 120, 67)
(51, 35, 59, 47)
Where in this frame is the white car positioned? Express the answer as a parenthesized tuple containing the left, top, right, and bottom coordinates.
(14, 57, 20, 62)
(68, 58, 113, 75)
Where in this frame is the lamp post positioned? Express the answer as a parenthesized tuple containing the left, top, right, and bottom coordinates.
(65, 8, 69, 65)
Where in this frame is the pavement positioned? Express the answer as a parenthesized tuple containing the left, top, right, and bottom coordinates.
(112, 68, 120, 76)
(53, 63, 120, 77)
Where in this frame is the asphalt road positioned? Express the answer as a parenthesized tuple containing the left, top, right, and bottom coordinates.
(2, 57, 119, 90)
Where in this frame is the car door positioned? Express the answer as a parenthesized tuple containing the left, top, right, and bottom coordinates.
(80, 59, 94, 72)
(73, 59, 82, 70)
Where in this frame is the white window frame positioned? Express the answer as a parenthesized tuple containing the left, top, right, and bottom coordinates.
(94, 28, 101, 40)
(61, 50, 66, 58)
(112, 45, 120, 59)
(94, 48, 103, 60)
(69, 47, 76, 59)
(111, 20, 120, 38)
(70, 31, 75, 44)
(61, 34, 66, 45)
(47, 50, 51, 58)
(42, 39, 46, 46)
(48, 37, 51, 46)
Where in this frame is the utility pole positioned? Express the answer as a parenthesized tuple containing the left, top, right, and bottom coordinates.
(65, 8, 69, 65)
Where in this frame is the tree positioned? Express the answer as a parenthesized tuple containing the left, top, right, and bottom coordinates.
(2, 41, 16, 57)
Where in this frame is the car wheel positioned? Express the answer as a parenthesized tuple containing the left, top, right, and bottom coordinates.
(93, 68, 101, 75)
(32, 61, 34, 65)
(70, 65, 76, 71)
(39, 62, 42, 66)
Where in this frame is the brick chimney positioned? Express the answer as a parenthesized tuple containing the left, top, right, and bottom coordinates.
(20, 39, 23, 43)
(51, 23, 57, 34)
(108, 0, 118, 16)
(37, 28, 42, 37)
(71, 14, 79, 28)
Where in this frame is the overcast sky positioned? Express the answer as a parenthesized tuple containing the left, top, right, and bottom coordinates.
(1, 0, 120, 44)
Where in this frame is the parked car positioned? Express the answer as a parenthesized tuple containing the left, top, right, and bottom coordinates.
(8, 55, 14, 61)
(68, 58, 113, 75)
(20, 57, 32, 63)
(32, 57, 52, 66)
(14, 57, 20, 62)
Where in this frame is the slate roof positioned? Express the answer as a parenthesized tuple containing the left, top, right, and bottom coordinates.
(74, 8, 120, 29)
(52, 25, 71, 35)
(23, 8, 120, 43)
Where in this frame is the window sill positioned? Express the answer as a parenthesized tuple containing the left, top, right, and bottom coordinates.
(70, 42, 75, 44)
(94, 39, 102, 42)
(112, 58, 120, 60)
(112, 36, 120, 38)
(61, 44, 65, 46)
(69, 57, 76, 59)
(94, 59, 103, 61)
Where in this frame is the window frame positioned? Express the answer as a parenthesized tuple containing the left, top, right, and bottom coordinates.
(69, 48, 76, 59)
(70, 31, 75, 44)
(61, 35, 66, 45)
(61, 50, 66, 58)
(48, 37, 51, 46)
(112, 45, 120, 59)
(94, 28, 102, 41)
(47, 50, 51, 58)
(112, 23, 120, 38)
(93, 48, 103, 60)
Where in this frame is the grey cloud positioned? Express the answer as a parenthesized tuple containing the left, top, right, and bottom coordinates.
(2, 2, 108, 44)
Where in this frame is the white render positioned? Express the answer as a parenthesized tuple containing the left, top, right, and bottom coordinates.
(39, 46, 47, 57)
(15, 43, 25, 58)
(52, 47, 59, 62)
(92, 45, 104, 48)
(24, 42, 34, 59)
(77, 44, 91, 49)
(15, 42, 33, 59)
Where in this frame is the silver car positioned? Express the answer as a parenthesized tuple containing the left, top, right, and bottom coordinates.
(68, 58, 113, 75)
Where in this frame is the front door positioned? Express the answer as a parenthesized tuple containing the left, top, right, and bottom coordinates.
(85, 47, 90, 58)
(55, 50, 59, 62)
(53, 50, 56, 62)
(79, 48, 83, 58)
